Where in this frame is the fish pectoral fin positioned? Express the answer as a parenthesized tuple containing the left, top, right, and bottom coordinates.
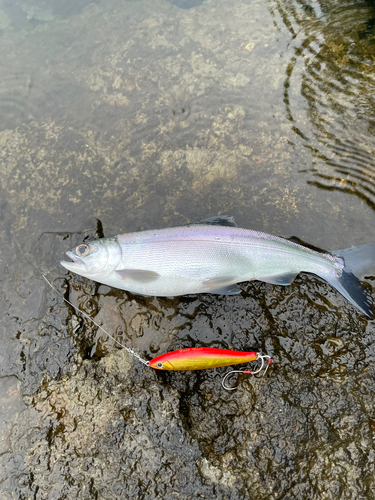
(203, 276, 242, 295)
(115, 269, 161, 283)
(190, 215, 238, 227)
(257, 272, 298, 286)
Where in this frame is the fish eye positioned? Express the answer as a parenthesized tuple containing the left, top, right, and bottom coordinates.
(157, 362, 163, 368)
(76, 244, 90, 257)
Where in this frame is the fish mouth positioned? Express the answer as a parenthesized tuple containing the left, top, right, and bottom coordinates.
(60, 251, 87, 272)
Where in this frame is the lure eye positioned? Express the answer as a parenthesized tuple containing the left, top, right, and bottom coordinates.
(76, 244, 90, 257)
(157, 362, 163, 368)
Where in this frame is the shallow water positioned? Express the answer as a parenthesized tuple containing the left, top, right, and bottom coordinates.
(1, 0, 375, 498)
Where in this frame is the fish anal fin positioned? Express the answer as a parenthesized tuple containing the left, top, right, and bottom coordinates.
(257, 272, 298, 286)
(116, 269, 160, 283)
(191, 215, 238, 227)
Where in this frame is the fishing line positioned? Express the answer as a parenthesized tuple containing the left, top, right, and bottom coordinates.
(42, 274, 273, 389)
(42, 275, 150, 366)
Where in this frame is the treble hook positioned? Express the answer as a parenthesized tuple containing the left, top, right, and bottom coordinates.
(221, 354, 273, 391)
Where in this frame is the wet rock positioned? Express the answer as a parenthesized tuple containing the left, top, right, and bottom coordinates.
(1, 0, 375, 498)
(6, 350, 250, 499)
(0, 376, 25, 455)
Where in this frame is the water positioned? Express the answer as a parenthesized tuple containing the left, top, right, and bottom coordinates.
(1, 0, 375, 498)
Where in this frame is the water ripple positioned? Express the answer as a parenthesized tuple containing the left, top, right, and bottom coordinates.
(0, 72, 40, 130)
(270, 0, 375, 208)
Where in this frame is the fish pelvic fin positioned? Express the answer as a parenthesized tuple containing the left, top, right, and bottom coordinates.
(256, 272, 298, 286)
(207, 284, 242, 295)
(202, 276, 242, 295)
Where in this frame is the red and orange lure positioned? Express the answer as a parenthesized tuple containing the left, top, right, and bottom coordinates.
(150, 347, 257, 370)
(43, 275, 273, 390)
(149, 347, 273, 389)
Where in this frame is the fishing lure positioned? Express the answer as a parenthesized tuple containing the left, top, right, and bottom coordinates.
(42, 275, 273, 390)
(150, 347, 258, 370)
(150, 347, 273, 390)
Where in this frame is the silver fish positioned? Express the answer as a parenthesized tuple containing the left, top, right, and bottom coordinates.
(61, 216, 375, 318)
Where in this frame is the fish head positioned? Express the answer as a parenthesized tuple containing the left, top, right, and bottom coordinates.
(61, 238, 121, 277)
(149, 358, 175, 370)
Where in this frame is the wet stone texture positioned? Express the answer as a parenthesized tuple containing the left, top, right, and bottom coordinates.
(1, 0, 375, 499)
(2, 276, 375, 499)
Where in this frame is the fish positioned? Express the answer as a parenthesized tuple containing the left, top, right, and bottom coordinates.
(61, 215, 375, 318)
(149, 347, 258, 370)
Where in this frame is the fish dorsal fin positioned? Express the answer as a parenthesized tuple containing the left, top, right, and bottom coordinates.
(116, 269, 160, 283)
(257, 272, 298, 286)
(190, 215, 238, 227)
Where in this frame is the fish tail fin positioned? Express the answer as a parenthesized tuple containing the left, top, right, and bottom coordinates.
(326, 244, 375, 319)
(324, 271, 373, 319)
(331, 243, 375, 279)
